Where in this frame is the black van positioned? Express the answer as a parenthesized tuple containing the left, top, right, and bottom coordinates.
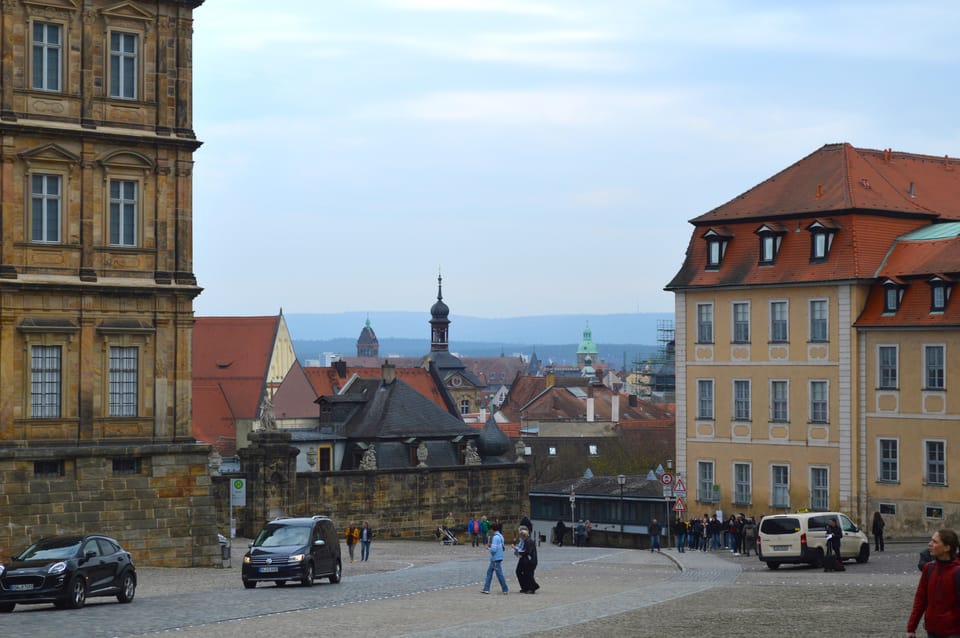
(242, 516, 342, 588)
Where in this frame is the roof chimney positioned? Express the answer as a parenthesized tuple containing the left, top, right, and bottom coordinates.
(816, 183, 822, 199)
(612, 393, 620, 423)
(381, 361, 396, 385)
(586, 396, 595, 422)
(333, 359, 347, 379)
(909, 182, 916, 198)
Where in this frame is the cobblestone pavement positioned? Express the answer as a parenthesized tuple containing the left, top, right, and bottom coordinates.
(2, 538, 926, 638)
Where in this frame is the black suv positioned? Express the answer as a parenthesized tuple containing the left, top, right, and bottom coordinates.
(242, 516, 342, 588)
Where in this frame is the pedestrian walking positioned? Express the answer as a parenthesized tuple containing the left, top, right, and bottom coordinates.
(907, 529, 960, 638)
(872, 511, 885, 552)
(648, 518, 661, 552)
(481, 522, 509, 594)
(673, 518, 687, 552)
(345, 522, 359, 563)
(514, 528, 539, 594)
(359, 521, 373, 561)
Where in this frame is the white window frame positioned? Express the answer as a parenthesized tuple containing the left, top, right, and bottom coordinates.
(108, 346, 138, 417)
(31, 173, 62, 243)
(32, 21, 62, 92)
(924, 344, 945, 390)
(698, 460, 717, 502)
(810, 466, 829, 510)
(588, 444, 599, 457)
(732, 302, 750, 343)
(878, 345, 898, 389)
(771, 464, 789, 508)
(697, 303, 714, 344)
(878, 438, 899, 483)
(733, 462, 751, 505)
(770, 379, 789, 422)
(809, 380, 828, 424)
(809, 299, 828, 342)
(110, 31, 138, 99)
(459, 399, 470, 415)
(109, 179, 138, 247)
(733, 379, 750, 421)
(770, 300, 788, 342)
(697, 379, 714, 420)
(31, 345, 62, 418)
(925, 439, 946, 486)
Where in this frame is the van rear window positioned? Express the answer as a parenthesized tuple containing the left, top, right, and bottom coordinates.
(760, 518, 800, 534)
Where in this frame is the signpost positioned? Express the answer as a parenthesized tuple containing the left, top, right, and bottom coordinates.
(230, 479, 246, 539)
(569, 489, 576, 540)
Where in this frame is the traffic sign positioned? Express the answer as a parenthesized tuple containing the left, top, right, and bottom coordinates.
(230, 478, 246, 507)
(660, 472, 673, 486)
(674, 478, 687, 494)
(673, 497, 687, 512)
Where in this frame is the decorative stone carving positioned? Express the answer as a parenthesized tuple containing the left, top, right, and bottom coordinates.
(416, 441, 428, 467)
(514, 438, 525, 463)
(464, 441, 481, 465)
(359, 445, 377, 471)
(258, 396, 276, 431)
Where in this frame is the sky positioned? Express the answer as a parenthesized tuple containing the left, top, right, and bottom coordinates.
(190, 0, 959, 319)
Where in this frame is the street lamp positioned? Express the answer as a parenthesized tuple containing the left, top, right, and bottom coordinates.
(617, 474, 626, 545)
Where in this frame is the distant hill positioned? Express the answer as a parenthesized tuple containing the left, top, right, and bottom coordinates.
(285, 312, 673, 345)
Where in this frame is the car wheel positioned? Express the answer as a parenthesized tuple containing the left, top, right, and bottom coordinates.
(301, 562, 314, 587)
(329, 560, 342, 584)
(765, 561, 780, 570)
(62, 576, 87, 609)
(856, 544, 870, 564)
(116, 570, 137, 603)
(243, 579, 256, 589)
(0, 603, 15, 613)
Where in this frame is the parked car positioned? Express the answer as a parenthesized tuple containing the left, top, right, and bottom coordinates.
(0, 534, 137, 612)
(757, 511, 870, 569)
(242, 515, 342, 588)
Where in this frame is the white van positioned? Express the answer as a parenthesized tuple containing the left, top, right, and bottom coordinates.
(757, 512, 869, 569)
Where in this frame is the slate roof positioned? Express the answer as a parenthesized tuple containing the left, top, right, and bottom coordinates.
(300, 364, 458, 415)
(530, 474, 667, 500)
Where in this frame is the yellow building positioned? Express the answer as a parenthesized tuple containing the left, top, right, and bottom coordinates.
(667, 144, 960, 535)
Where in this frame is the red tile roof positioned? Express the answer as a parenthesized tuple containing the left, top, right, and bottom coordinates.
(303, 365, 455, 414)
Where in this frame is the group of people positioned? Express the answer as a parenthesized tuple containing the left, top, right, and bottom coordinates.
(551, 519, 593, 547)
(481, 519, 539, 595)
(343, 521, 373, 563)
(669, 513, 757, 555)
(467, 515, 492, 547)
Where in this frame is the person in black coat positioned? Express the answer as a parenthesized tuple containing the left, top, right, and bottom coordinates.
(554, 520, 567, 546)
(824, 517, 844, 571)
(515, 528, 540, 593)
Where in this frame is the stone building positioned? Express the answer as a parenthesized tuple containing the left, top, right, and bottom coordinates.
(356, 317, 379, 357)
(0, 0, 217, 566)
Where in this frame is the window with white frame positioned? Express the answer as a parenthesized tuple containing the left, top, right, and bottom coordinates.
(733, 462, 751, 505)
(697, 379, 714, 420)
(459, 399, 470, 414)
(809, 299, 828, 341)
(929, 278, 951, 312)
(809, 380, 828, 423)
(926, 440, 945, 486)
(925, 345, 945, 390)
(771, 380, 789, 422)
(771, 464, 789, 508)
(109, 179, 138, 246)
(756, 225, 784, 264)
(703, 229, 730, 269)
(770, 301, 788, 342)
(733, 302, 750, 342)
(879, 438, 898, 482)
(31, 174, 61, 243)
(697, 303, 714, 343)
(878, 345, 898, 389)
(810, 466, 829, 510)
(108, 346, 138, 417)
(548, 447, 557, 456)
(733, 379, 750, 421)
(588, 444, 599, 456)
(808, 221, 836, 261)
(110, 32, 138, 99)
(32, 22, 62, 91)
(883, 282, 903, 313)
(31, 345, 61, 418)
(698, 460, 717, 502)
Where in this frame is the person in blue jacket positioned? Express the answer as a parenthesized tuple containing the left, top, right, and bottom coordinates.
(481, 522, 509, 594)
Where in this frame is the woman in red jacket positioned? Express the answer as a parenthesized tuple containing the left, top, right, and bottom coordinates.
(907, 528, 960, 637)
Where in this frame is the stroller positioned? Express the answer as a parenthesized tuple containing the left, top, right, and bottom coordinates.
(437, 526, 459, 545)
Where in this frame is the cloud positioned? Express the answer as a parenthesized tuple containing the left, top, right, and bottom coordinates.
(381, 0, 580, 20)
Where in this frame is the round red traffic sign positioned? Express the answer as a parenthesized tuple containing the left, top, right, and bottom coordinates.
(660, 472, 673, 486)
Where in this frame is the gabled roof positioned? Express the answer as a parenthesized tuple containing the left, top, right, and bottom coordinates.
(461, 356, 527, 387)
(693, 144, 960, 223)
(301, 365, 457, 416)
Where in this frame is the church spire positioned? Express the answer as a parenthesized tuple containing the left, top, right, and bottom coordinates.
(430, 271, 450, 352)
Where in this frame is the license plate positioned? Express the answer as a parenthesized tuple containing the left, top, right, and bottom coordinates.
(10, 584, 34, 591)
(259, 566, 278, 573)
(772, 545, 790, 551)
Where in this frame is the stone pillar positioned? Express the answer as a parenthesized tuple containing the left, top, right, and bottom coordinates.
(237, 431, 299, 537)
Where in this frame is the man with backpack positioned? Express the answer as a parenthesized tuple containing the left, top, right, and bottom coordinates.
(908, 528, 960, 637)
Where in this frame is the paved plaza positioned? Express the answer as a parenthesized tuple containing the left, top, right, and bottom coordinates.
(3, 537, 926, 638)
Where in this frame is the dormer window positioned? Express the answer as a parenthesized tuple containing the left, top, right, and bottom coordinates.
(882, 279, 904, 313)
(806, 219, 839, 261)
(929, 276, 953, 312)
(755, 224, 786, 265)
(702, 228, 732, 270)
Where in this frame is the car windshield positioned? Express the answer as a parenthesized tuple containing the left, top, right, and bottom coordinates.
(254, 525, 311, 547)
(17, 539, 82, 561)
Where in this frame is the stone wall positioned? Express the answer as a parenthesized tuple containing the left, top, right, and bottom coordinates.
(212, 432, 530, 540)
(0, 443, 220, 567)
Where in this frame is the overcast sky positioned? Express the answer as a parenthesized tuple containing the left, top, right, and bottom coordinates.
(190, 0, 958, 319)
